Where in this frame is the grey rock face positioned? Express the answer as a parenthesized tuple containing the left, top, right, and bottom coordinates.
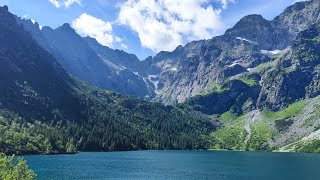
(225, 14, 276, 50)
(84, 37, 146, 73)
(16, 19, 155, 99)
(148, 37, 269, 104)
(146, 0, 320, 105)
(184, 80, 261, 115)
(258, 23, 320, 111)
(226, 0, 320, 50)
(11, 0, 320, 107)
(272, 0, 320, 49)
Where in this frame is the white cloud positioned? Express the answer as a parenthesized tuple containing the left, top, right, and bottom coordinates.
(72, 13, 120, 47)
(121, 43, 128, 49)
(118, 0, 234, 52)
(64, 0, 82, 7)
(49, 0, 61, 8)
(49, 0, 81, 8)
(115, 36, 123, 43)
(218, 0, 236, 9)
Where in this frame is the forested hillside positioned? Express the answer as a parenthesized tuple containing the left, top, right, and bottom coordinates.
(1, 0, 320, 155)
(0, 5, 216, 155)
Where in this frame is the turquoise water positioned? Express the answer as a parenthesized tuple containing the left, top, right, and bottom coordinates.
(24, 151, 320, 180)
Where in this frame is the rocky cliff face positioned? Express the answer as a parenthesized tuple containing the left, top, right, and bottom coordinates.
(146, 0, 320, 104)
(258, 23, 320, 111)
(11, 0, 320, 107)
(0, 6, 81, 120)
(16, 18, 155, 99)
(184, 79, 260, 115)
(226, 0, 320, 50)
(272, 0, 320, 48)
(0, 5, 216, 152)
(146, 37, 269, 104)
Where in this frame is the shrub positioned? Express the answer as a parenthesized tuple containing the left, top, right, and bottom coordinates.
(0, 153, 36, 180)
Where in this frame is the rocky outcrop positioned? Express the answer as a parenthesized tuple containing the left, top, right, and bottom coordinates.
(258, 23, 320, 111)
(184, 80, 260, 115)
(272, 0, 320, 49)
(16, 18, 155, 99)
(10, 0, 320, 108)
(142, 0, 320, 104)
(0, 5, 217, 152)
(146, 35, 270, 104)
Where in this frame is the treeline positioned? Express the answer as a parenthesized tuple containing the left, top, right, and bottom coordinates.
(0, 110, 76, 155)
(0, 90, 216, 155)
(0, 79, 216, 155)
(0, 7, 216, 156)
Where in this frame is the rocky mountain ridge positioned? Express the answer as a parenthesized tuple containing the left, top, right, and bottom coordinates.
(146, 0, 320, 104)
(0, 5, 216, 154)
(183, 20, 320, 152)
(1, 0, 320, 153)
(13, 0, 320, 108)
(15, 18, 156, 99)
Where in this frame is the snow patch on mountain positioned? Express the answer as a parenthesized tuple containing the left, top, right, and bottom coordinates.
(148, 75, 159, 93)
(260, 49, 282, 55)
(171, 67, 178, 72)
(236, 37, 256, 44)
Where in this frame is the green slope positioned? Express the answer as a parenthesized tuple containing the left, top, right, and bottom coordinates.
(210, 96, 320, 152)
(0, 6, 216, 155)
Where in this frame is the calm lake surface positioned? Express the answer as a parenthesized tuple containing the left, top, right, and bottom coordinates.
(24, 150, 320, 180)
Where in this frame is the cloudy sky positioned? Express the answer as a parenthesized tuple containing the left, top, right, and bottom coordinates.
(0, 0, 304, 60)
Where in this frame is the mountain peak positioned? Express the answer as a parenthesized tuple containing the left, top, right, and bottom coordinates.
(235, 14, 268, 26)
(272, 0, 320, 43)
(0, 5, 19, 28)
(274, 0, 319, 21)
(241, 14, 264, 20)
(0, 5, 8, 12)
(61, 23, 72, 29)
(56, 23, 74, 31)
(225, 14, 270, 36)
(55, 23, 77, 34)
(282, 0, 310, 14)
(41, 26, 53, 32)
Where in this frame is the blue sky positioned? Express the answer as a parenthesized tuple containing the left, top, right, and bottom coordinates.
(0, 0, 303, 60)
